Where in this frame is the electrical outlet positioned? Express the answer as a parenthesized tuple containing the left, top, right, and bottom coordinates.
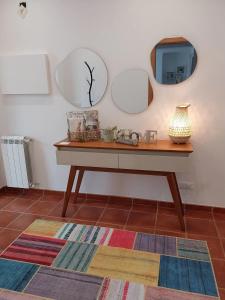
(30, 183, 40, 188)
(178, 181, 194, 190)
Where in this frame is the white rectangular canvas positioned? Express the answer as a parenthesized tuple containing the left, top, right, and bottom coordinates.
(0, 54, 50, 94)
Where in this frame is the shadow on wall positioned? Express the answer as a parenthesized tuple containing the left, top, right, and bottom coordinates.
(28, 139, 49, 189)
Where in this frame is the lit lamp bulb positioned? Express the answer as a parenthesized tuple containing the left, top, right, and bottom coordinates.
(18, 2, 28, 19)
(169, 104, 191, 144)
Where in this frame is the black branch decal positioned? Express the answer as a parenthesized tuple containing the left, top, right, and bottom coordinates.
(19, 2, 27, 8)
(84, 61, 95, 107)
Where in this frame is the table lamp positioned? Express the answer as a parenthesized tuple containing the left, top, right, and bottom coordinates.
(169, 104, 191, 144)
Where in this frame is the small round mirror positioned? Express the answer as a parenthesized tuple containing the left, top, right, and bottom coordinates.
(55, 48, 108, 108)
(151, 37, 197, 85)
(111, 69, 153, 114)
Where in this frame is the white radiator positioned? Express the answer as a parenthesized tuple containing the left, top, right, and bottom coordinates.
(0, 136, 32, 188)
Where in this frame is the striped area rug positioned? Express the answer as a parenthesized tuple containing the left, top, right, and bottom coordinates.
(0, 219, 220, 300)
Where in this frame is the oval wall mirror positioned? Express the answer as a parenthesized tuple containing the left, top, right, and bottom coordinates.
(151, 37, 197, 85)
(55, 48, 108, 108)
(111, 69, 153, 114)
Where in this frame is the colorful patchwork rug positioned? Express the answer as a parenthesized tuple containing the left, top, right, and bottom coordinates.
(0, 219, 220, 300)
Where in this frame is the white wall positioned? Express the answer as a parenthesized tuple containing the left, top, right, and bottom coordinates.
(0, 94, 6, 188)
(0, 0, 225, 207)
(0, 154, 5, 189)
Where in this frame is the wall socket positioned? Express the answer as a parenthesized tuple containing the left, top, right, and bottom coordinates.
(178, 181, 194, 190)
(30, 183, 40, 188)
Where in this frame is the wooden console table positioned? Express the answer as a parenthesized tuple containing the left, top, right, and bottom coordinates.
(54, 139, 193, 231)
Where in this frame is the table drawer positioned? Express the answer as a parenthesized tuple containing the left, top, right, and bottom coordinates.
(119, 153, 188, 172)
(56, 150, 118, 168)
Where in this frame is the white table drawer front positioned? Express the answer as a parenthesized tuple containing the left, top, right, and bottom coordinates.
(119, 153, 188, 172)
(56, 150, 118, 168)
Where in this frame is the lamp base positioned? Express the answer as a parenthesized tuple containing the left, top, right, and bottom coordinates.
(169, 135, 191, 144)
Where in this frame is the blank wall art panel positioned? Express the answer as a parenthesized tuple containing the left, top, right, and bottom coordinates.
(0, 54, 50, 94)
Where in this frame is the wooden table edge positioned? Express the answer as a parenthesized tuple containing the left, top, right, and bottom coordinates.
(54, 139, 193, 154)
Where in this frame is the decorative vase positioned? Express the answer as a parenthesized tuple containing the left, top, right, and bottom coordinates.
(169, 104, 191, 144)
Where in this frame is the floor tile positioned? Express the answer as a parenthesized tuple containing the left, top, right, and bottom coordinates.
(24, 266, 103, 300)
(156, 214, 184, 233)
(2, 234, 66, 266)
(7, 214, 42, 231)
(3, 198, 38, 212)
(96, 222, 124, 229)
(70, 218, 97, 226)
(158, 207, 177, 216)
(212, 259, 225, 289)
(0, 229, 22, 249)
(184, 207, 213, 219)
(25, 201, 59, 215)
(219, 289, 225, 300)
(0, 258, 39, 292)
(215, 220, 225, 238)
(159, 255, 218, 297)
(48, 203, 81, 218)
(133, 198, 158, 207)
(213, 213, 225, 221)
(40, 215, 70, 223)
(155, 229, 186, 238)
(132, 204, 157, 214)
(158, 201, 174, 208)
(41, 191, 64, 202)
(213, 208, 225, 221)
(126, 211, 156, 228)
(98, 208, 129, 226)
(0, 188, 23, 197)
(125, 225, 155, 234)
(0, 211, 21, 227)
(19, 189, 43, 200)
(222, 239, 225, 254)
(0, 196, 16, 209)
(107, 196, 132, 210)
(71, 193, 86, 204)
(187, 234, 225, 259)
(185, 218, 217, 237)
(88, 245, 160, 286)
(74, 206, 104, 222)
(85, 195, 109, 207)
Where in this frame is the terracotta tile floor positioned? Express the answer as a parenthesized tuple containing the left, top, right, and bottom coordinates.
(0, 190, 225, 299)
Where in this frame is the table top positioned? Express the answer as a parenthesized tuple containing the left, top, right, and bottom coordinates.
(54, 139, 193, 153)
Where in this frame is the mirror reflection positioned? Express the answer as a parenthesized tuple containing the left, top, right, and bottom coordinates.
(55, 48, 108, 108)
(151, 37, 197, 85)
(111, 69, 153, 114)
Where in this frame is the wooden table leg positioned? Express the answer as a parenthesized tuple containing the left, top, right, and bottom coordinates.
(167, 172, 185, 231)
(74, 168, 85, 204)
(62, 166, 77, 217)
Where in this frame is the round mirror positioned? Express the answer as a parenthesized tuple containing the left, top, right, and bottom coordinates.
(55, 48, 108, 108)
(111, 69, 153, 114)
(151, 37, 197, 85)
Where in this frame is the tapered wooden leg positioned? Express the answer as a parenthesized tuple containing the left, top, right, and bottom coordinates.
(167, 172, 185, 231)
(74, 168, 85, 204)
(62, 166, 77, 217)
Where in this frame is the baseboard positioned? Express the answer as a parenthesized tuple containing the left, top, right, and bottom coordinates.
(1, 186, 225, 213)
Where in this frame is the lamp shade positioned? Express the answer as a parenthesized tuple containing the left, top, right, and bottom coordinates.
(169, 104, 191, 144)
